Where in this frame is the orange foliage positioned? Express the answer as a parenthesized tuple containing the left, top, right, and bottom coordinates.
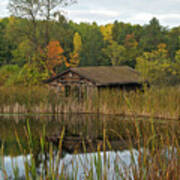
(68, 52, 80, 68)
(46, 41, 66, 76)
(124, 34, 138, 48)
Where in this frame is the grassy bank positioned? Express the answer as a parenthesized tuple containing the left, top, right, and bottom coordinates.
(0, 86, 180, 119)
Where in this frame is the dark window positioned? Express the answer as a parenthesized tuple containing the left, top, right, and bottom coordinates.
(65, 85, 71, 97)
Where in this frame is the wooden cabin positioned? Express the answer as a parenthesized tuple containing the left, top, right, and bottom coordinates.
(45, 66, 147, 97)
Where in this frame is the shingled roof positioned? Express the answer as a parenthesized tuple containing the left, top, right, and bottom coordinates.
(45, 66, 144, 86)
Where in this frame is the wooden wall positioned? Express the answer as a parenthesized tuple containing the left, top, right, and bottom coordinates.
(48, 71, 97, 97)
(47, 71, 143, 97)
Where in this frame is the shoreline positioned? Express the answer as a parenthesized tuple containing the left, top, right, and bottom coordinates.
(0, 112, 179, 121)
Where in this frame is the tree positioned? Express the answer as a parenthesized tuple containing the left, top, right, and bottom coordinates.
(100, 24, 113, 42)
(66, 32, 82, 68)
(0, 65, 20, 86)
(139, 17, 168, 52)
(8, 0, 76, 82)
(124, 33, 140, 67)
(67, 52, 79, 68)
(17, 61, 49, 85)
(124, 34, 138, 49)
(71, 22, 106, 66)
(46, 40, 66, 76)
(8, 0, 76, 50)
(103, 41, 126, 66)
(0, 18, 15, 66)
(112, 21, 133, 45)
(73, 32, 82, 53)
(173, 50, 180, 79)
(49, 15, 74, 61)
(136, 43, 172, 84)
(12, 39, 34, 66)
(167, 27, 180, 59)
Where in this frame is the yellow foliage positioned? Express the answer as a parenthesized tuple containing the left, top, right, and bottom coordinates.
(136, 43, 173, 83)
(67, 52, 80, 68)
(73, 32, 82, 53)
(65, 32, 82, 68)
(100, 24, 113, 42)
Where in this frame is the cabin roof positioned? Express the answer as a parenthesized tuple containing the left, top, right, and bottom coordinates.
(45, 66, 144, 86)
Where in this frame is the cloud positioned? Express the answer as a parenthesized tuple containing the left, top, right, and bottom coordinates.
(67, 9, 121, 18)
(0, 1, 9, 17)
(65, 0, 180, 27)
(66, 8, 180, 27)
(124, 13, 180, 27)
(1, 0, 180, 27)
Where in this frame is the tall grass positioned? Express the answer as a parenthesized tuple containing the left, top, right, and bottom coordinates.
(0, 85, 180, 119)
(0, 115, 180, 180)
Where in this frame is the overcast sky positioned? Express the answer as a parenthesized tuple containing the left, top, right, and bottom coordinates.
(1, 0, 180, 27)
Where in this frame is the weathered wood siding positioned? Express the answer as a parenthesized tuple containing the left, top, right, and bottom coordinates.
(48, 71, 97, 97)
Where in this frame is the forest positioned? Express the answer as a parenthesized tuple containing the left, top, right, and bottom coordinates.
(0, 1, 180, 87)
(0, 1, 180, 179)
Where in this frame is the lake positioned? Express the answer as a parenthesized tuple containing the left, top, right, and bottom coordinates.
(0, 114, 179, 179)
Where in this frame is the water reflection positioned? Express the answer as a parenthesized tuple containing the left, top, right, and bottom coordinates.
(0, 150, 139, 180)
(1, 148, 177, 180)
(0, 114, 179, 179)
(0, 114, 178, 156)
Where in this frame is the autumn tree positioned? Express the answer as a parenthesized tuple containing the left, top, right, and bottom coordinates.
(100, 24, 113, 42)
(112, 21, 133, 45)
(7, 0, 76, 83)
(46, 41, 66, 76)
(124, 33, 141, 67)
(8, 0, 76, 52)
(124, 34, 138, 49)
(71, 22, 106, 66)
(73, 32, 82, 53)
(66, 32, 82, 68)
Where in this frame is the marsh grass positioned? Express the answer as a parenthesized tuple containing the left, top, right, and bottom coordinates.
(0, 85, 180, 120)
(0, 114, 180, 180)
(0, 85, 180, 179)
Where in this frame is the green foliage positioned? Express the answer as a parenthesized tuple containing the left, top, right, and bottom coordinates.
(48, 17, 74, 57)
(167, 27, 180, 59)
(71, 22, 107, 66)
(17, 62, 49, 86)
(12, 39, 34, 66)
(0, 18, 15, 66)
(136, 44, 174, 85)
(112, 21, 133, 45)
(0, 65, 20, 86)
(173, 50, 180, 79)
(0, 15, 180, 85)
(139, 18, 168, 51)
(103, 41, 126, 66)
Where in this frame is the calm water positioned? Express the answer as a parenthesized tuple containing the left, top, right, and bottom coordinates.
(0, 114, 179, 179)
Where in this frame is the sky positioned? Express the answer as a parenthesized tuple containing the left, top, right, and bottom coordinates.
(1, 0, 180, 27)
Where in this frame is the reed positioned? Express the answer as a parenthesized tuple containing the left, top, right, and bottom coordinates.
(0, 115, 179, 180)
(0, 85, 179, 119)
